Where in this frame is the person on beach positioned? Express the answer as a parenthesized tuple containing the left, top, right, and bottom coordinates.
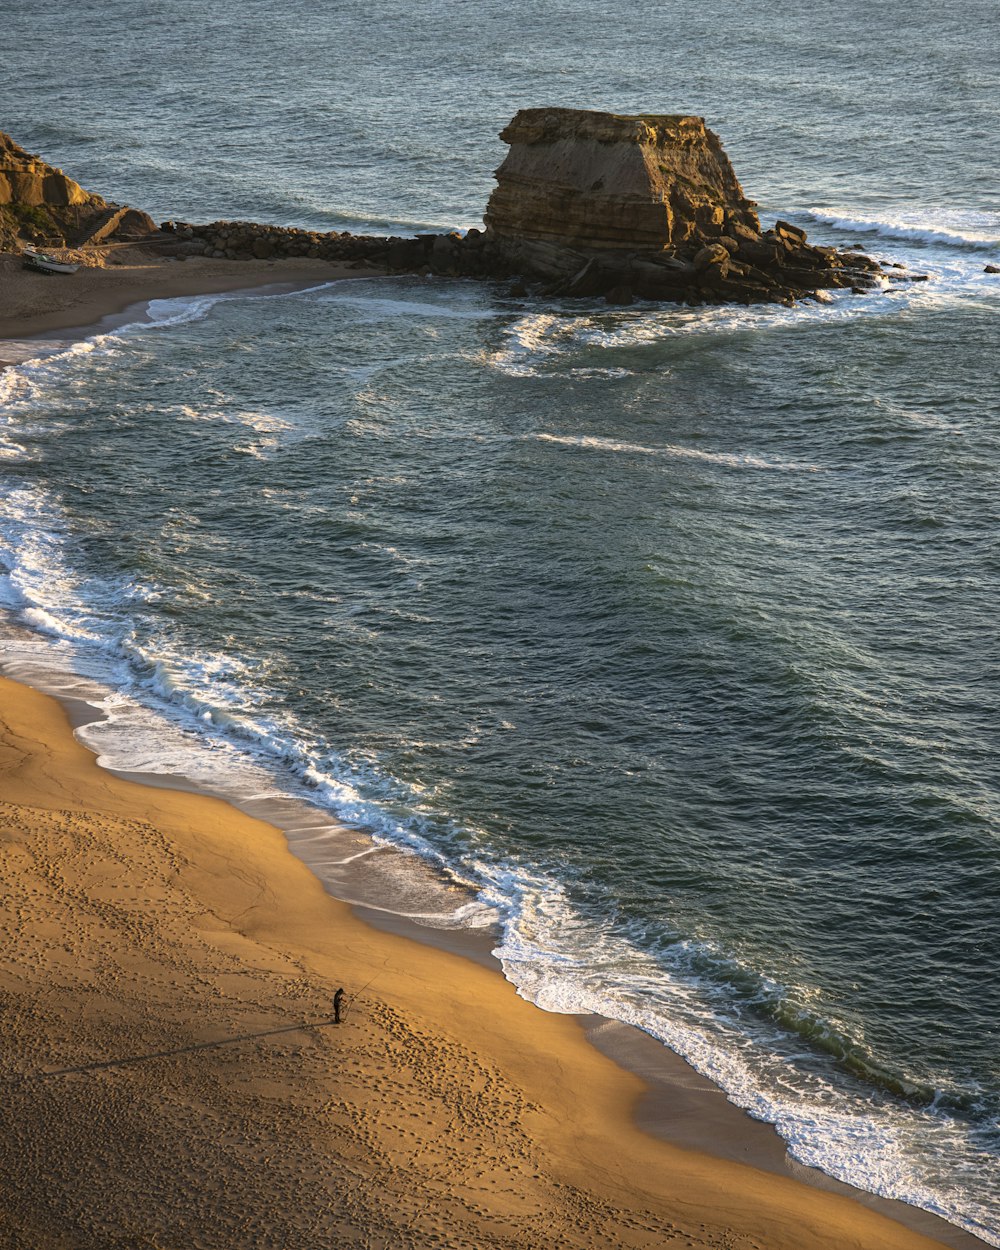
(333, 987, 344, 1024)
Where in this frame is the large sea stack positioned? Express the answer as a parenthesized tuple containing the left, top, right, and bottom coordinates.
(484, 109, 760, 254)
(0, 131, 155, 250)
(477, 107, 882, 304)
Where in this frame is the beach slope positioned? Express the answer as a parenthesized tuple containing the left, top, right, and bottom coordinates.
(0, 246, 366, 344)
(0, 675, 956, 1250)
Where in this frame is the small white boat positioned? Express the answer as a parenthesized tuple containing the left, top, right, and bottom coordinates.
(22, 248, 80, 275)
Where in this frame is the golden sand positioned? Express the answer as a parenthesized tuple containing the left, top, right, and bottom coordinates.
(0, 243, 368, 344)
(0, 675, 964, 1250)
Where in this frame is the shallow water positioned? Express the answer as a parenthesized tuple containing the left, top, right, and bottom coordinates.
(2, 0, 999, 1241)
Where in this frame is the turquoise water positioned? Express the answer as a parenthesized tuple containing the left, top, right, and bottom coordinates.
(2, 0, 999, 1241)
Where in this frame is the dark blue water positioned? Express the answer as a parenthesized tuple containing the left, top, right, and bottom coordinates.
(2, 0, 999, 1240)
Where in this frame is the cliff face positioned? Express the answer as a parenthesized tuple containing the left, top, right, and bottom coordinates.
(475, 107, 888, 304)
(0, 132, 105, 208)
(0, 131, 155, 249)
(484, 108, 760, 253)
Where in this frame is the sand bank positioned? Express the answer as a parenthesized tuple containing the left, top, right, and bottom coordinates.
(0, 243, 375, 347)
(0, 673, 973, 1250)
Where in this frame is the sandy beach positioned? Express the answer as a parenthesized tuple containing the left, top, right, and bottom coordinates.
(1, 246, 991, 1249)
(0, 243, 373, 349)
(0, 670, 975, 1250)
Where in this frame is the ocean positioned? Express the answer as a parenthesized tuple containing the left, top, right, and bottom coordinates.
(1, 0, 998, 1241)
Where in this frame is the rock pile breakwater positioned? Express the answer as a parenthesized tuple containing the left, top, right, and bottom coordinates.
(159, 218, 498, 276)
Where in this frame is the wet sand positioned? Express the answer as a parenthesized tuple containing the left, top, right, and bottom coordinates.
(0, 243, 372, 347)
(0, 675, 977, 1250)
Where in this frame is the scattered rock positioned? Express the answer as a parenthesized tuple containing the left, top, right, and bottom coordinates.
(985, 264, 1000, 274)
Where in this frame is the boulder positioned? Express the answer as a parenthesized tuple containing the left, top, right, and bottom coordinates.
(692, 242, 732, 272)
(774, 219, 808, 245)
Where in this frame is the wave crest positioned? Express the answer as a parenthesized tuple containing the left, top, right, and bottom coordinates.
(806, 206, 1000, 251)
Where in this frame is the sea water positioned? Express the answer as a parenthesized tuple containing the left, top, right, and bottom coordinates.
(1, 0, 999, 1241)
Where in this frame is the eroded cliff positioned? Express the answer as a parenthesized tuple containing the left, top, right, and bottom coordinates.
(484, 109, 760, 252)
(476, 107, 886, 303)
(0, 131, 155, 249)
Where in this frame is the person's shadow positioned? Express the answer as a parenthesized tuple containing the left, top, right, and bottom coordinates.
(35, 1018, 341, 1079)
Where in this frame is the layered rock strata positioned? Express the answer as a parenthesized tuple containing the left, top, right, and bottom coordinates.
(0, 131, 155, 249)
(477, 108, 886, 303)
(484, 108, 760, 253)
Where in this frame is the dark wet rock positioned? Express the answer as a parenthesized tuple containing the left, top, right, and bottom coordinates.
(692, 242, 732, 272)
(605, 283, 635, 305)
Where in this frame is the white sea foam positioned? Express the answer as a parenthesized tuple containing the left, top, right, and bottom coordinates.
(2, 254, 997, 1245)
(487, 286, 915, 378)
(805, 205, 1000, 251)
(0, 467, 487, 929)
(483, 871, 1000, 1247)
(529, 432, 819, 472)
(139, 279, 344, 333)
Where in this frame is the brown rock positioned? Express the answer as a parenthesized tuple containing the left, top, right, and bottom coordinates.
(483, 108, 760, 261)
(737, 237, 782, 267)
(0, 131, 103, 208)
(774, 219, 807, 245)
(693, 243, 731, 272)
(0, 130, 142, 248)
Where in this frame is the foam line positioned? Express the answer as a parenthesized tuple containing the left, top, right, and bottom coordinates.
(805, 206, 1000, 250)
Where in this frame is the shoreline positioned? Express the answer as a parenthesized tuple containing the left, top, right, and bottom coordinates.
(0, 669, 977, 1250)
(0, 244, 381, 350)
(0, 258, 991, 1248)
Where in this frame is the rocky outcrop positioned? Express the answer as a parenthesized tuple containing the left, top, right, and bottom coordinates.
(476, 108, 888, 303)
(0, 131, 156, 248)
(484, 109, 760, 254)
(4, 112, 916, 308)
(160, 108, 898, 307)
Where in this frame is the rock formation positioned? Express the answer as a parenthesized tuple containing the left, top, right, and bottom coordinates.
(477, 108, 885, 303)
(4, 113, 910, 307)
(484, 109, 760, 254)
(0, 131, 155, 250)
